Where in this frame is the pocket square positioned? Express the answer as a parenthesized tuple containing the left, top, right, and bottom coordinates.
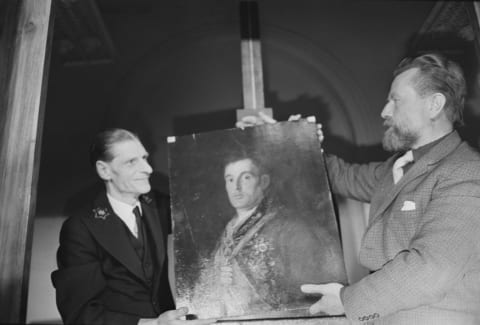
(401, 200, 416, 211)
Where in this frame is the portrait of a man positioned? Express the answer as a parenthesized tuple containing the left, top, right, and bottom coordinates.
(168, 121, 347, 320)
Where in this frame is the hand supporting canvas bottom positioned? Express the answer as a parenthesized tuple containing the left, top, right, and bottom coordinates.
(301, 283, 345, 316)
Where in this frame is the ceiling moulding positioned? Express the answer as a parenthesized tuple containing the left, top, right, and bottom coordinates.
(54, 0, 116, 66)
(411, 1, 476, 55)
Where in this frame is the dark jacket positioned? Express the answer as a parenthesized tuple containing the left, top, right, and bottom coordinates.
(52, 190, 174, 325)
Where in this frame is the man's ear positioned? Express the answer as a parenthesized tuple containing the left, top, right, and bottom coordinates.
(429, 93, 447, 119)
(96, 161, 111, 181)
(260, 174, 270, 191)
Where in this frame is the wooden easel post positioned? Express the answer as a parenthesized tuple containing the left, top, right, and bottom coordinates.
(0, 0, 54, 323)
(236, 0, 272, 121)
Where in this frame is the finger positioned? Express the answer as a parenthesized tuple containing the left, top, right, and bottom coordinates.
(300, 284, 324, 294)
(288, 114, 302, 121)
(168, 307, 189, 319)
(321, 282, 343, 295)
(258, 111, 277, 124)
(316, 125, 325, 144)
(309, 299, 327, 315)
(236, 116, 263, 129)
(306, 116, 316, 123)
(235, 121, 246, 129)
(242, 115, 262, 124)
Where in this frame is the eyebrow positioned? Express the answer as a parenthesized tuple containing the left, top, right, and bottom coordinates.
(121, 151, 149, 162)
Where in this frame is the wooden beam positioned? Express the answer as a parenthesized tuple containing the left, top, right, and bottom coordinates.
(0, 0, 54, 323)
(240, 0, 264, 110)
(237, 0, 272, 121)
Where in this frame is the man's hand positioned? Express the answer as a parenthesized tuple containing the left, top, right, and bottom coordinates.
(235, 113, 324, 146)
(301, 283, 345, 316)
(235, 111, 277, 128)
(139, 307, 217, 325)
(316, 123, 324, 145)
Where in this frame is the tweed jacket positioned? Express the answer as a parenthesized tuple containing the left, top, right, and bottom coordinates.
(326, 131, 480, 324)
(51, 190, 174, 325)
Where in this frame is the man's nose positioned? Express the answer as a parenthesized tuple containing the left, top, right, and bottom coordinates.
(141, 159, 153, 174)
(381, 101, 393, 120)
(235, 178, 242, 191)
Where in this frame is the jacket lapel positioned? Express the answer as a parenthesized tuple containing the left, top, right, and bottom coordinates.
(83, 191, 146, 282)
(369, 131, 462, 225)
(141, 195, 165, 266)
(140, 193, 167, 295)
(141, 194, 166, 271)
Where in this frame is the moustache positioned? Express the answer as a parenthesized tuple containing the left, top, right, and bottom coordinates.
(383, 119, 394, 128)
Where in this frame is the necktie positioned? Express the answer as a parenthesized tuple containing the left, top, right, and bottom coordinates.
(132, 206, 143, 241)
(392, 150, 414, 184)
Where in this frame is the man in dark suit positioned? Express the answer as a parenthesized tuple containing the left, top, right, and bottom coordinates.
(52, 129, 215, 325)
(239, 53, 480, 324)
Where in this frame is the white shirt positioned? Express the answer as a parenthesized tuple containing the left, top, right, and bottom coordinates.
(107, 193, 142, 238)
(232, 205, 258, 230)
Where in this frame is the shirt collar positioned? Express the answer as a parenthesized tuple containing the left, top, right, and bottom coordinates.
(411, 131, 452, 162)
(106, 193, 142, 218)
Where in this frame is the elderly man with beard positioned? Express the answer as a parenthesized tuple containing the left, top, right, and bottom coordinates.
(239, 53, 480, 324)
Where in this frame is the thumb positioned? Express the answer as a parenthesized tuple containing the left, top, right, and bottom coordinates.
(310, 299, 327, 315)
(169, 307, 188, 319)
(301, 284, 325, 295)
(258, 111, 277, 124)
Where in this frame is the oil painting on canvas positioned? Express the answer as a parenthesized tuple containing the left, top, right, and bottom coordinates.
(168, 120, 347, 320)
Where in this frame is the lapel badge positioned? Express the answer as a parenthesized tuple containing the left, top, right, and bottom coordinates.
(92, 207, 110, 220)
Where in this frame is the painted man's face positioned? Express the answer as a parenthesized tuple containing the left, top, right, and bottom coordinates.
(224, 158, 269, 212)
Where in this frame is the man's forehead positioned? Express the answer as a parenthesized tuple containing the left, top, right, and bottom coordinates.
(389, 68, 419, 95)
(224, 158, 258, 174)
(111, 139, 147, 158)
